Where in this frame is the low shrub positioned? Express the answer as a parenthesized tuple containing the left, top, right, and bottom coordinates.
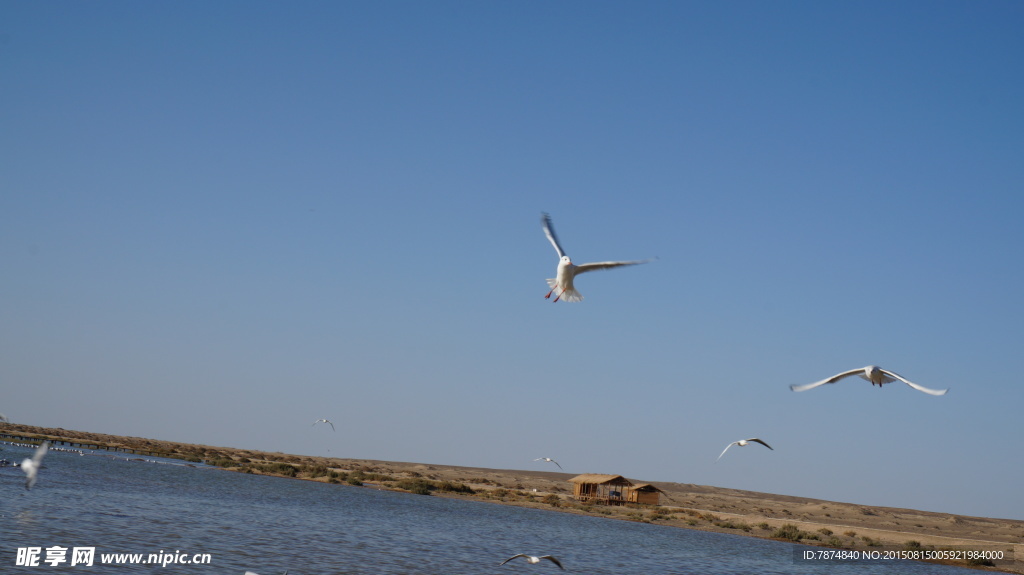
(485, 488, 514, 500)
(714, 520, 752, 531)
(250, 462, 298, 477)
(305, 465, 331, 478)
(207, 458, 239, 468)
(772, 524, 816, 542)
(396, 479, 434, 495)
(434, 480, 475, 494)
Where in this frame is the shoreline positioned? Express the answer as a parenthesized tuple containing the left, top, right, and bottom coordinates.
(4, 423, 1021, 573)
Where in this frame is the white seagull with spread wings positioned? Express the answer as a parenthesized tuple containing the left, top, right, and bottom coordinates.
(533, 457, 563, 470)
(790, 366, 948, 396)
(541, 213, 652, 302)
(500, 554, 565, 570)
(312, 418, 335, 431)
(716, 438, 773, 463)
(22, 441, 49, 490)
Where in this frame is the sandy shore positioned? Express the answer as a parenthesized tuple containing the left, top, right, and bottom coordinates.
(4, 423, 1021, 573)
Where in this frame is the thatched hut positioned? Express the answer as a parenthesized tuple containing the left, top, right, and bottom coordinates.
(627, 483, 665, 505)
(568, 474, 634, 505)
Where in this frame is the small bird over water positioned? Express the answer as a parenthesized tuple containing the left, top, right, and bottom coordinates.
(500, 554, 565, 570)
(22, 441, 49, 490)
(790, 366, 948, 396)
(533, 457, 563, 470)
(541, 212, 652, 302)
(312, 418, 335, 431)
(716, 438, 773, 463)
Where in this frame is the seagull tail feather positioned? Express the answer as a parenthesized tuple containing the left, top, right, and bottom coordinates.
(545, 279, 584, 302)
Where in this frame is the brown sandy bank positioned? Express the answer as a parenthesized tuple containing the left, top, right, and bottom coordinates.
(4, 423, 1021, 573)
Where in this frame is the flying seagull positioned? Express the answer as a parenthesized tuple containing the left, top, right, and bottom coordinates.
(790, 366, 948, 396)
(533, 457, 563, 470)
(500, 554, 565, 570)
(0, 413, 8, 423)
(540, 212, 652, 302)
(22, 441, 49, 490)
(312, 418, 335, 431)
(716, 438, 773, 463)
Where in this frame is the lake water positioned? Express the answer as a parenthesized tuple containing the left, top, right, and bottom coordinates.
(1, 444, 1012, 574)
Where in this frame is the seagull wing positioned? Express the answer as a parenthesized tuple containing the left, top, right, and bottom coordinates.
(553, 460, 563, 470)
(31, 441, 49, 466)
(879, 369, 948, 396)
(574, 259, 653, 275)
(541, 213, 567, 259)
(500, 554, 528, 566)
(540, 556, 565, 570)
(747, 438, 773, 450)
(716, 442, 737, 462)
(23, 442, 48, 489)
(790, 368, 865, 392)
(328, 421, 335, 431)
(0, 413, 8, 423)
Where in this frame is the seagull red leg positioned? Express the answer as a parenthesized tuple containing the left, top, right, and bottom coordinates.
(553, 286, 566, 303)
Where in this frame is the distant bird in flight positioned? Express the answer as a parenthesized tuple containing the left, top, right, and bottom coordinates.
(500, 554, 565, 570)
(0, 413, 8, 423)
(22, 441, 49, 490)
(533, 457, 563, 470)
(540, 213, 652, 302)
(790, 366, 948, 396)
(312, 418, 335, 431)
(716, 438, 773, 463)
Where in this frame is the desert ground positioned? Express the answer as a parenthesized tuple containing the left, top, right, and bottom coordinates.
(4, 423, 1021, 573)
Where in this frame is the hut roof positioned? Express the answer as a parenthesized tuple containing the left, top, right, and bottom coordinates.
(631, 483, 666, 493)
(567, 474, 634, 486)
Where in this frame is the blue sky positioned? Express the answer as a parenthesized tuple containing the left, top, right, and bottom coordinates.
(2, 1, 1023, 520)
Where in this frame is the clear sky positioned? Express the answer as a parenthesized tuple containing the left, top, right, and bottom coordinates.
(3, 1, 1022, 520)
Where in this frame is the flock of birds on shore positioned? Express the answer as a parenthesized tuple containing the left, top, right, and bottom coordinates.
(5, 213, 951, 573)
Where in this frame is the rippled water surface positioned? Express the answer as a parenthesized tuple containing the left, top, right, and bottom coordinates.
(1, 445, 1008, 574)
